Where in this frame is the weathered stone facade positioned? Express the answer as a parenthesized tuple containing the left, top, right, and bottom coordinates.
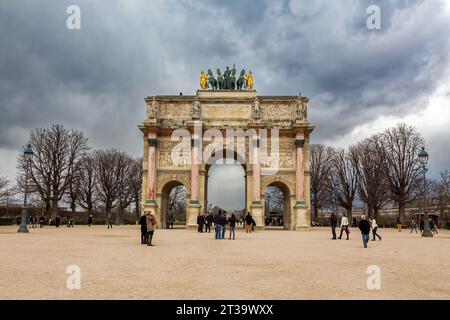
(138, 90, 314, 230)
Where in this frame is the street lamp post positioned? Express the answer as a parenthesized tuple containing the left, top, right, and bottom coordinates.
(418, 146, 433, 238)
(18, 144, 34, 233)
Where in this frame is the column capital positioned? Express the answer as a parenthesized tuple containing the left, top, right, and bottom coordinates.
(148, 138, 158, 147)
(295, 139, 305, 148)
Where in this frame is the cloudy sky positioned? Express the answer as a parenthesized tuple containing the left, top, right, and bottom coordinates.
(1, 0, 450, 210)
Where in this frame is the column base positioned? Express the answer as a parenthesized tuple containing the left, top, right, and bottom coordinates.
(186, 202, 201, 229)
(294, 203, 310, 231)
(250, 202, 265, 231)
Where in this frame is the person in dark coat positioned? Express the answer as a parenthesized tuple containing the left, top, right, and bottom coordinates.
(358, 215, 371, 248)
(169, 215, 175, 229)
(88, 214, 93, 227)
(205, 213, 213, 233)
(139, 214, 147, 244)
(197, 213, 205, 233)
(214, 210, 223, 239)
(55, 215, 61, 228)
(39, 215, 45, 228)
(228, 213, 236, 240)
(245, 212, 253, 233)
(221, 212, 227, 239)
(330, 212, 337, 240)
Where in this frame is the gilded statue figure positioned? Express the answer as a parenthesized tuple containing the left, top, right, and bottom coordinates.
(245, 70, 254, 90)
(200, 71, 208, 90)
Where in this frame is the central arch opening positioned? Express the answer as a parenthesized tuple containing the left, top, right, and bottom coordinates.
(263, 182, 291, 230)
(205, 151, 247, 218)
(160, 181, 187, 229)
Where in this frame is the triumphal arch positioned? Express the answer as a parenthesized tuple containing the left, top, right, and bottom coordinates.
(138, 68, 314, 230)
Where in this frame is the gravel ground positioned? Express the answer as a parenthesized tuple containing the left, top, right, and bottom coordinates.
(0, 225, 449, 300)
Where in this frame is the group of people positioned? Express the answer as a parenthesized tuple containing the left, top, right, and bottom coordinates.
(196, 211, 256, 240)
(23, 214, 75, 228)
(409, 218, 439, 234)
(139, 210, 157, 246)
(329, 213, 382, 248)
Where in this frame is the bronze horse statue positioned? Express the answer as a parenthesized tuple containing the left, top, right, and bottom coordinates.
(236, 69, 246, 90)
(217, 68, 224, 89)
(207, 69, 218, 90)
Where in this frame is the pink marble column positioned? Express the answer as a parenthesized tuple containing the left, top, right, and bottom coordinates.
(190, 138, 199, 202)
(252, 138, 261, 202)
(147, 138, 157, 200)
(295, 134, 305, 203)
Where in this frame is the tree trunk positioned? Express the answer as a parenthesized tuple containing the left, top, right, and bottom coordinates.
(367, 205, 373, 219)
(51, 197, 58, 217)
(313, 201, 319, 221)
(346, 207, 352, 225)
(399, 202, 405, 224)
(135, 193, 140, 222)
(373, 207, 378, 220)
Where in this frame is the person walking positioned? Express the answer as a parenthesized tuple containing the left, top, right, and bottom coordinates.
(88, 214, 93, 227)
(146, 211, 157, 246)
(396, 217, 402, 232)
(228, 213, 236, 240)
(338, 213, 349, 240)
(221, 212, 227, 239)
(39, 215, 45, 228)
(205, 213, 213, 233)
(358, 215, 371, 248)
(197, 213, 205, 233)
(169, 215, 175, 229)
(245, 212, 253, 233)
(330, 212, 337, 240)
(55, 215, 61, 228)
(410, 219, 418, 234)
(139, 213, 147, 245)
(31, 215, 37, 228)
(107, 214, 113, 229)
(429, 219, 438, 234)
(371, 217, 382, 241)
(214, 211, 222, 239)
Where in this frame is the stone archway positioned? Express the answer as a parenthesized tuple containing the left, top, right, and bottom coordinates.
(262, 181, 294, 230)
(139, 89, 314, 230)
(159, 180, 187, 229)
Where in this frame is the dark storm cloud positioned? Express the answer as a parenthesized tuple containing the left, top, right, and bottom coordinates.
(1, 0, 450, 187)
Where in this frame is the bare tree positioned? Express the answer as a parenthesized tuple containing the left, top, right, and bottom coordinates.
(265, 186, 284, 214)
(94, 149, 135, 224)
(168, 186, 186, 221)
(0, 175, 10, 201)
(66, 161, 82, 215)
(380, 123, 424, 223)
(310, 144, 335, 221)
(431, 170, 450, 224)
(353, 135, 389, 219)
(77, 153, 97, 216)
(18, 124, 89, 216)
(130, 157, 143, 221)
(329, 148, 358, 222)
